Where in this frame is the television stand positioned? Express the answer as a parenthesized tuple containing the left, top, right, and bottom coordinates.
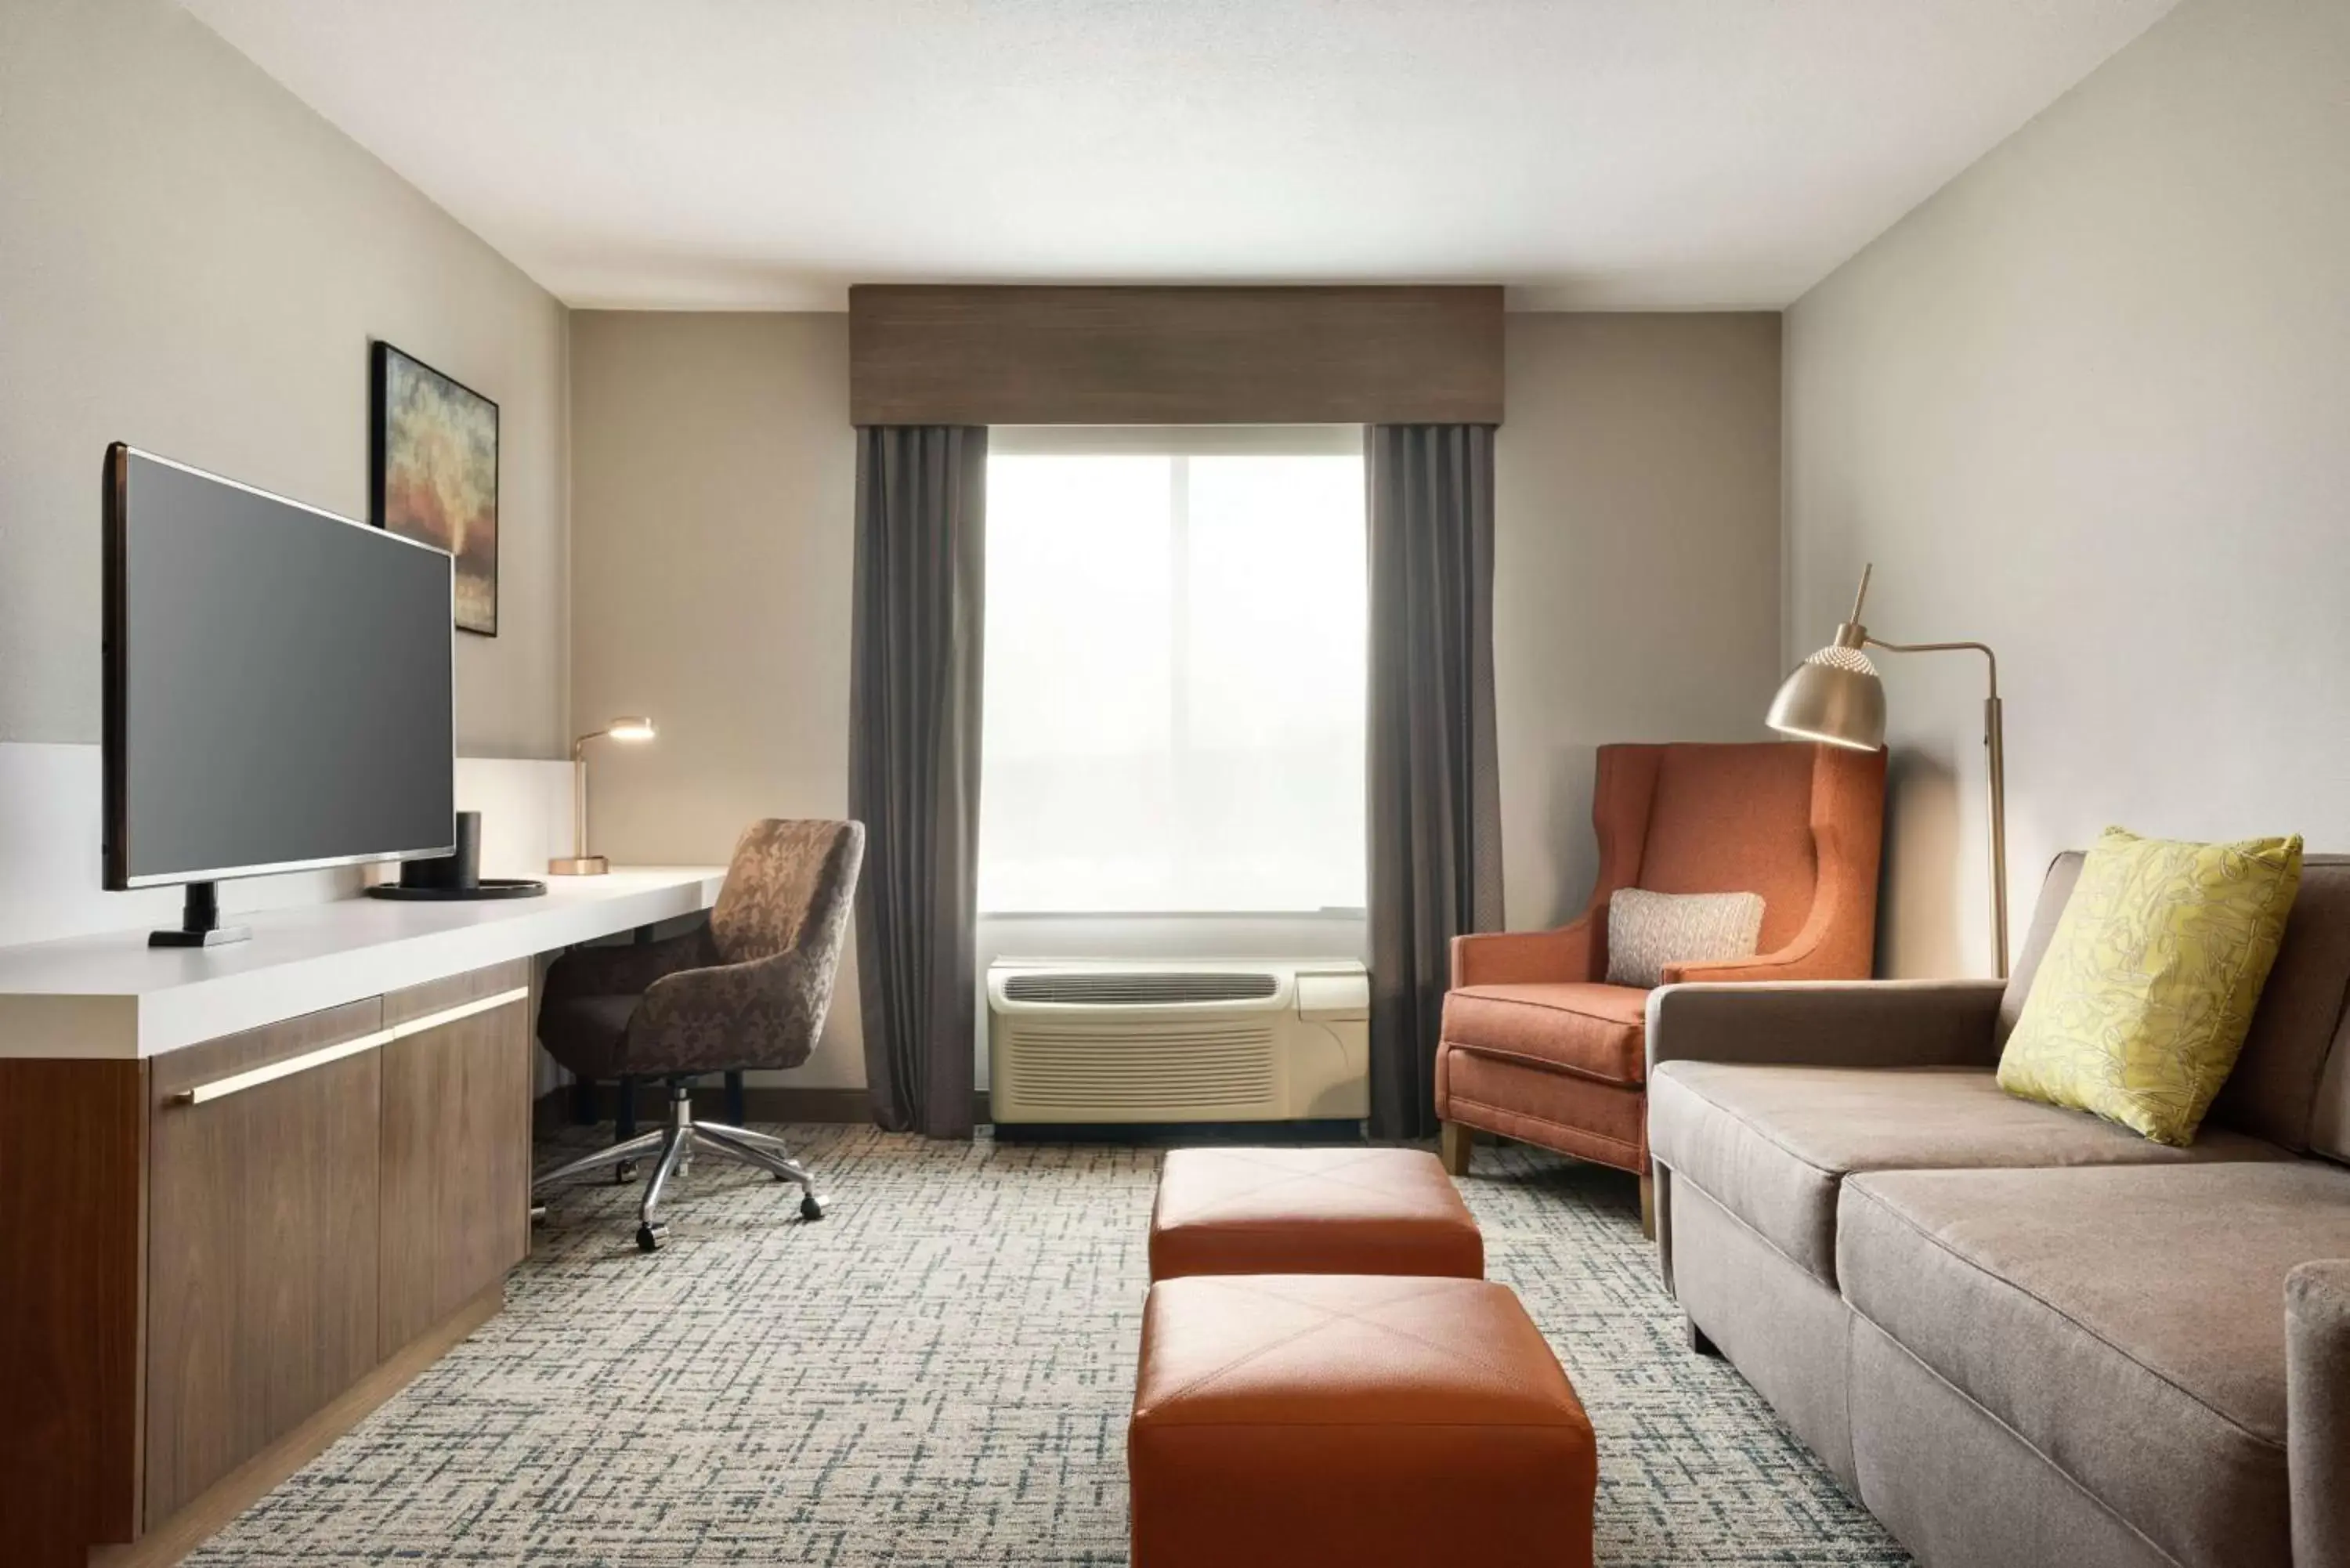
(150, 880, 251, 948)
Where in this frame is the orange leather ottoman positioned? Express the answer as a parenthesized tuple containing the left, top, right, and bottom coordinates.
(1148, 1147, 1482, 1281)
(1130, 1274, 1596, 1568)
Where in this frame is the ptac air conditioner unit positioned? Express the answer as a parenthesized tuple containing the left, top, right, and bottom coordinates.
(987, 959, 1369, 1125)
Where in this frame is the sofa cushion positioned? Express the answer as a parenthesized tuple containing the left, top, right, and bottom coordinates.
(2317, 1021, 2350, 1166)
(1648, 1061, 2291, 1285)
(1997, 828, 2304, 1147)
(1838, 1163, 2350, 1568)
(1439, 983, 1647, 1086)
(2214, 854, 2350, 1151)
(2008, 853, 2350, 1152)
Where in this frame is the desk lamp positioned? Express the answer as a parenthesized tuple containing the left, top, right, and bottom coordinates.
(550, 717, 656, 876)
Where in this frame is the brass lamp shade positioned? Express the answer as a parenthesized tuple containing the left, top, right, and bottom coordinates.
(1766, 640, 1886, 752)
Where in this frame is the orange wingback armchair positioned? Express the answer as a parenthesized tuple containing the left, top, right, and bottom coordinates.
(1435, 742, 1885, 1227)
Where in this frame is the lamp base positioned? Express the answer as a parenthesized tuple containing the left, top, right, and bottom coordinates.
(548, 855, 610, 876)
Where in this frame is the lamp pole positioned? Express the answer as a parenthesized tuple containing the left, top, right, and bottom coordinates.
(1863, 635, 2006, 977)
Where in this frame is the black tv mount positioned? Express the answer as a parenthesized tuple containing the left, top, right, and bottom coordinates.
(150, 880, 251, 948)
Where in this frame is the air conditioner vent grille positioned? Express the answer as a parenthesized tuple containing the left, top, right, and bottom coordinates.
(1001, 1021, 1279, 1113)
(1003, 971, 1278, 1006)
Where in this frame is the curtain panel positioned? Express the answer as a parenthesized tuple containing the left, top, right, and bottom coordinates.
(848, 425, 988, 1138)
(1366, 424, 1505, 1140)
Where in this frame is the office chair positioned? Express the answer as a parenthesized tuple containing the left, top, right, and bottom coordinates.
(531, 818, 863, 1251)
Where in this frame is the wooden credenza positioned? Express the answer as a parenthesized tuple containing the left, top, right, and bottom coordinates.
(4, 963, 532, 1566)
(0, 865, 725, 1567)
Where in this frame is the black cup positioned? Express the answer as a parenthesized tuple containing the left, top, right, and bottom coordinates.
(401, 811, 482, 890)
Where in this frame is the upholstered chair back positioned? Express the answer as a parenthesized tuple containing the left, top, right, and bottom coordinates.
(1585, 742, 1886, 981)
(711, 819, 866, 966)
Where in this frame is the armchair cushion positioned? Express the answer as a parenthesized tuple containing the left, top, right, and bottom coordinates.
(1440, 982, 1649, 1086)
(1650, 1061, 2294, 1286)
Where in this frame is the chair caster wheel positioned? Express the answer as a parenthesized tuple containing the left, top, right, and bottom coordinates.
(529, 1204, 548, 1224)
(614, 1159, 638, 1184)
(799, 1193, 826, 1222)
(637, 1222, 667, 1252)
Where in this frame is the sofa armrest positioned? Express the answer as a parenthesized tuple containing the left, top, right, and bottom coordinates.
(1647, 979, 2007, 1073)
(2289, 1260, 2350, 1568)
(1452, 914, 1597, 989)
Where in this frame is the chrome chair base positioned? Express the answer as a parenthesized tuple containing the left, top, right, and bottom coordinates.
(532, 1080, 825, 1250)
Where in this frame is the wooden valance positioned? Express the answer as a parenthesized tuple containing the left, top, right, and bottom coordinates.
(848, 285, 1504, 427)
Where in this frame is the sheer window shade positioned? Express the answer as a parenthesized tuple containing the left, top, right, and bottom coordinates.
(980, 428, 1367, 914)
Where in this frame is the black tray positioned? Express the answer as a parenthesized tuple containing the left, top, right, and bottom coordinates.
(364, 877, 546, 901)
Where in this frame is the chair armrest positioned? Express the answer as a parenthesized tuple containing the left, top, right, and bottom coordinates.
(543, 924, 718, 1007)
(1663, 936, 1851, 985)
(627, 946, 837, 1075)
(1452, 914, 1597, 988)
(1662, 867, 1853, 986)
(2289, 1260, 2350, 1568)
(1647, 979, 2007, 1072)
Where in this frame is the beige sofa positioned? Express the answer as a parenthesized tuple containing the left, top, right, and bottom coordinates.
(1647, 852, 2350, 1568)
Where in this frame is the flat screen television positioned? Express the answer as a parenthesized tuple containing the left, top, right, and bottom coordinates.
(103, 444, 456, 945)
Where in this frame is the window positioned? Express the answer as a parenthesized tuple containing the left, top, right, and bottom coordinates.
(980, 428, 1366, 914)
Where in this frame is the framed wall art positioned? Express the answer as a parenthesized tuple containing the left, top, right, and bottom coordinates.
(371, 341, 500, 635)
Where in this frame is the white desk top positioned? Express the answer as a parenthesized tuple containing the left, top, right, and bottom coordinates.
(0, 866, 726, 1060)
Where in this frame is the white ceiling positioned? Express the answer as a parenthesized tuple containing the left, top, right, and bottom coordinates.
(183, 0, 2178, 311)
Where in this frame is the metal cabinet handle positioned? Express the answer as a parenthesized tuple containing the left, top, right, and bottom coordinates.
(172, 985, 529, 1105)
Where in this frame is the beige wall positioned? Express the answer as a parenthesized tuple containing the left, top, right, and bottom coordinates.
(569, 309, 1787, 1086)
(569, 313, 862, 1082)
(1784, 0, 2350, 977)
(0, 0, 569, 754)
(1495, 314, 1786, 930)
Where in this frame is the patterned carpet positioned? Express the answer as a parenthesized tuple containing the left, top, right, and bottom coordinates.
(192, 1126, 1908, 1566)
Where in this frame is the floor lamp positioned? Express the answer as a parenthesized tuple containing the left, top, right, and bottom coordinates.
(1765, 565, 2009, 978)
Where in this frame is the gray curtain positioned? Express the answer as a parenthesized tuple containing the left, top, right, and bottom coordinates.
(1366, 424, 1504, 1141)
(848, 426, 987, 1138)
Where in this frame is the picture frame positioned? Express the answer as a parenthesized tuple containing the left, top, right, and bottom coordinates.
(371, 341, 500, 636)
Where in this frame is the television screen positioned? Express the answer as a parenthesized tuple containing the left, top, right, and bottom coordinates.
(104, 445, 456, 888)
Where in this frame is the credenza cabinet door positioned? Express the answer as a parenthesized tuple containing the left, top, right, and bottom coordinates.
(145, 998, 386, 1526)
(379, 961, 533, 1357)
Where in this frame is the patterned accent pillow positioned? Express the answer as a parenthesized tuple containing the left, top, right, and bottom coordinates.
(1998, 826, 2303, 1147)
(1604, 889, 1766, 988)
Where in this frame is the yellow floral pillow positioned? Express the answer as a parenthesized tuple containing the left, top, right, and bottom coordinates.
(1998, 827, 2303, 1146)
